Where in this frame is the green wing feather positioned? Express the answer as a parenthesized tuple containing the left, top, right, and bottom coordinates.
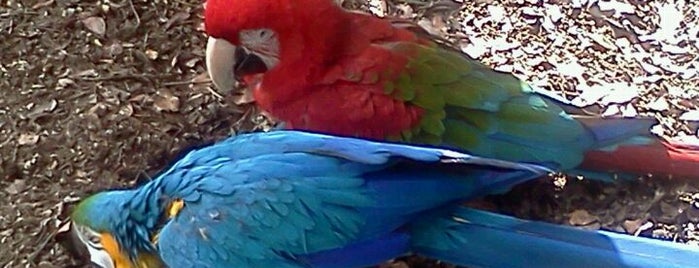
(382, 42, 590, 169)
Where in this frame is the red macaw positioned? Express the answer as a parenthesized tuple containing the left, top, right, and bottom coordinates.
(203, 0, 699, 179)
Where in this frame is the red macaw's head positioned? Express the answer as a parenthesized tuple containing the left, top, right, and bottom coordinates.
(204, 0, 347, 92)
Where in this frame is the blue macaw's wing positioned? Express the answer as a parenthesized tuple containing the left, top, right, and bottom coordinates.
(151, 131, 549, 267)
(166, 130, 554, 168)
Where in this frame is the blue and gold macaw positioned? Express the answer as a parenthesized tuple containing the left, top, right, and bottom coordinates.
(65, 131, 699, 268)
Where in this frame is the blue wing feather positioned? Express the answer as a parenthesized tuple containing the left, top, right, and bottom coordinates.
(104, 131, 694, 267)
(298, 232, 411, 268)
(151, 131, 547, 267)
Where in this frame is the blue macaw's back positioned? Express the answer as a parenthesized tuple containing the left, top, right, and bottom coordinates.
(92, 131, 545, 267)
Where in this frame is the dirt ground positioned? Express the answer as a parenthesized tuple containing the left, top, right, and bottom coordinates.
(1, 0, 698, 267)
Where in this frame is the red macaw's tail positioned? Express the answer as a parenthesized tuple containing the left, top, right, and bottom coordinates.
(582, 138, 699, 178)
(538, 93, 699, 178)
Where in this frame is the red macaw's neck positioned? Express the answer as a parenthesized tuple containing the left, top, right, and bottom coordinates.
(251, 3, 348, 97)
(253, 13, 428, 139)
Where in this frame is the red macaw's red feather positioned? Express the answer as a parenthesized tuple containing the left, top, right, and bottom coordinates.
(249, 13, 427, 139)
(258, 85, 424, 138)
(582, 139, 699, 178)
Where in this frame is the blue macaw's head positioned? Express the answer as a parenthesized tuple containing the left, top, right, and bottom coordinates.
(66, 191, 164, 268)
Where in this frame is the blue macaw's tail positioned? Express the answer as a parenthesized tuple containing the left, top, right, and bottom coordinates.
(411, 207, 699, 268)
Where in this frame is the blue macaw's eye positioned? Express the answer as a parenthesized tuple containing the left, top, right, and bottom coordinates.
(89, 235, 101, 245)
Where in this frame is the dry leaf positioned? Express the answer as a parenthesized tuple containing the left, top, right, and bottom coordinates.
(417, 18, 441, 37)
(367, 0, 386, 17)
(622, 219, 645, 234)
(154, 89, 180, 112)
(82, 17, 106, 36)
(164, 12, 191, 30)
(18, 133, 39, 145)
(76, 69, 98, 78)
(5, 180, 27, 195)
(600, 82, 641, 105)
(189, 72, 212, 92)
(647, 97, 670, 111)
(460, 40, 488, 59)
(620, 103, 638, 117)
(597, 0, 635, 16)
(31, 0, 54, 9)
(232, 87, 256, 105)
(118, 104, 134, 117)
(569, 209, 598, 226)
(487, 5, 506, 22)
(145, 49, 159, 60)
(680, 110, 699, 121)
(602, 104, 620, 116)
(57, 78, 75, 88)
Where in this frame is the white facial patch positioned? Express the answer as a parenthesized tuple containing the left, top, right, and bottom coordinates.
(75, 225, 115, 268)
(239, 28, 280, 69)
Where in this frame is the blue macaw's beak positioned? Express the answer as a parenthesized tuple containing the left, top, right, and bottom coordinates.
(56, 220, 91, 266)
(56, 220, 114, 268)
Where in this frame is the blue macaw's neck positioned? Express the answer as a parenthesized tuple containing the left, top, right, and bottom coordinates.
(102, 179, 178, 260)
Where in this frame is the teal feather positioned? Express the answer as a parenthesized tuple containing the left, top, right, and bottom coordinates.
(383, 42, 657, 179)
(71, 131, 548, 267)
(70, 131, 699, 267)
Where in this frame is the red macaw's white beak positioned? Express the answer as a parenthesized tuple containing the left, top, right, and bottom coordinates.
(206, 37, 238, 93)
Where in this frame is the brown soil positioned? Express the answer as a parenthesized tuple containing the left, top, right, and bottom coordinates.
(2, 0, 698, 267)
